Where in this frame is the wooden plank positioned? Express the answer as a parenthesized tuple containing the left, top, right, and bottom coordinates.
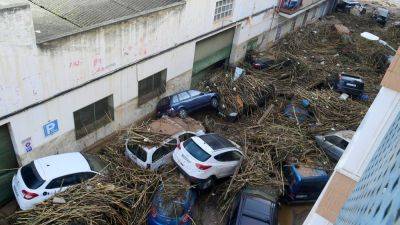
(257, 104, 275, 125)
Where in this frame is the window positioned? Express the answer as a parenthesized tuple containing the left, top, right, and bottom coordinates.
(172, 95, 179, 104)
(74, 95, 114, 139)
(178, 92, 191, 101)
(325, 135, 349, 149)
(152, 139, 177, 162)
(126, 142, 147, 162)
(214, 0, 234, 21)
(45, 173, 93, 189)
(184, 139, 211, 162)
(21, 162, 45, 189)
(138, 70, 167, 105)
(188, 90, 201, 97)
(214, 151, 242, 162)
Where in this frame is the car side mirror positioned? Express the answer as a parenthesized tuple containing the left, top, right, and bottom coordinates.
(200, 92, 204, 96)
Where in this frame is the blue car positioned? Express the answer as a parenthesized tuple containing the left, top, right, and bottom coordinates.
(282, 164, 329, 203)
(148, 186, 197, 225)
(156, 90, 219, 118)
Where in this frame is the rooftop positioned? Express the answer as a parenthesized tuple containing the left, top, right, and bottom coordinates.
(2, 0, 184, 43)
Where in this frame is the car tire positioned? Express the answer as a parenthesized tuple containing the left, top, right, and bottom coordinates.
(178, 108, 188, 119)
(211, 97, 219, 109)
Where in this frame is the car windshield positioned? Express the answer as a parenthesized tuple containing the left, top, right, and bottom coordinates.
(21, 162, 45, 189)
(127, 141, 147, 162)
(183, 139, 211, 162)
(82, 153, 107, 173)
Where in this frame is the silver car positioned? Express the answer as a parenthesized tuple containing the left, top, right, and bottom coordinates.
(315, 130, 355, 161)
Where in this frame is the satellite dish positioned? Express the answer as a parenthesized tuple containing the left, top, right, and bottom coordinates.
(361, 32, 380, 41)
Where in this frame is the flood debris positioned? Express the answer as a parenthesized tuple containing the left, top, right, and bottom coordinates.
(11, 11, 399, 225)
(198, 69, 275, 117)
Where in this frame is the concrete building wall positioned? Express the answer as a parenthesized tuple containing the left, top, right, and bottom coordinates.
(0, 0, 330, 165)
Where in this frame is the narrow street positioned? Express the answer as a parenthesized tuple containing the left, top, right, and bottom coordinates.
(0, 0, 399, 225)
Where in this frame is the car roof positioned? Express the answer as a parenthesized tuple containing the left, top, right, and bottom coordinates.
(238, 193, 275, 225)
(34, 152, 91, 180)
(197, 133, 236, 151)
(293, 165, 328, 180)
(330, 130, 355, 142)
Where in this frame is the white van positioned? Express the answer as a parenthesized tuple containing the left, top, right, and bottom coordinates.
(125, 116, 205, 170)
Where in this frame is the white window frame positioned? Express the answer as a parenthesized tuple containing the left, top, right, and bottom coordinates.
(214, 0, 234, 21)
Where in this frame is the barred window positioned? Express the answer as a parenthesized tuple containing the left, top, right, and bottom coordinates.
(138, 70, 167, 105)
(214, 0, 234, 21)
(74, 95, 114, 139)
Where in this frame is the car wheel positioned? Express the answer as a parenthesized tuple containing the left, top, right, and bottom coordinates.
(179, 109, 188, 119)
(211, 98, 219, 109)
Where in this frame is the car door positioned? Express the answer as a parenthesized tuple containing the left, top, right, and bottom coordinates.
(177, 91, 193, 112)
(151, 139, 177, 170)
(188, 90, 207, 110)
(213, 150, 243, 178)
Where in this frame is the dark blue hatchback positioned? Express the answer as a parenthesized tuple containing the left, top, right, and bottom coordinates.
(148, 186, 197, 225)
(156, 90, 219, 118)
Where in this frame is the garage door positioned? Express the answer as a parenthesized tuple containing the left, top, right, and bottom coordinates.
(192, 28, 235, 75)
(0, 124, 18, 206)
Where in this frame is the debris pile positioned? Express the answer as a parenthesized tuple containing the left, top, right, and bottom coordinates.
(198, 70, 275, 115)
(13, 135, 162, 225)
(200, 12, 398, 218)
(11, 11, 399, 225)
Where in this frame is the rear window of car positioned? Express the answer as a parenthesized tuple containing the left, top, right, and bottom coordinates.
(21, 162, 45, 189)
(127, 142, 147, 162)
(183, 139, 211, 162)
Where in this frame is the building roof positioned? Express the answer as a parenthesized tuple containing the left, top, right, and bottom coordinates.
(34, 152, 91, 180)
(8, 0, 183, 43)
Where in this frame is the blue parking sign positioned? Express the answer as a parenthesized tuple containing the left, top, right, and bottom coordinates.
(43, 120, 59, 137)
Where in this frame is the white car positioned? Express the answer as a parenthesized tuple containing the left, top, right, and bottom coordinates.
(173, 133, 243, 189)
(125, 116, 205, 170)
(315, 130, 355, 161)
(12, 152, 106, 210)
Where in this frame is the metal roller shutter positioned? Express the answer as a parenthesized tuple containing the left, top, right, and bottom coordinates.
(0, 124, 18, 206)
(192, 28, 235, 75)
